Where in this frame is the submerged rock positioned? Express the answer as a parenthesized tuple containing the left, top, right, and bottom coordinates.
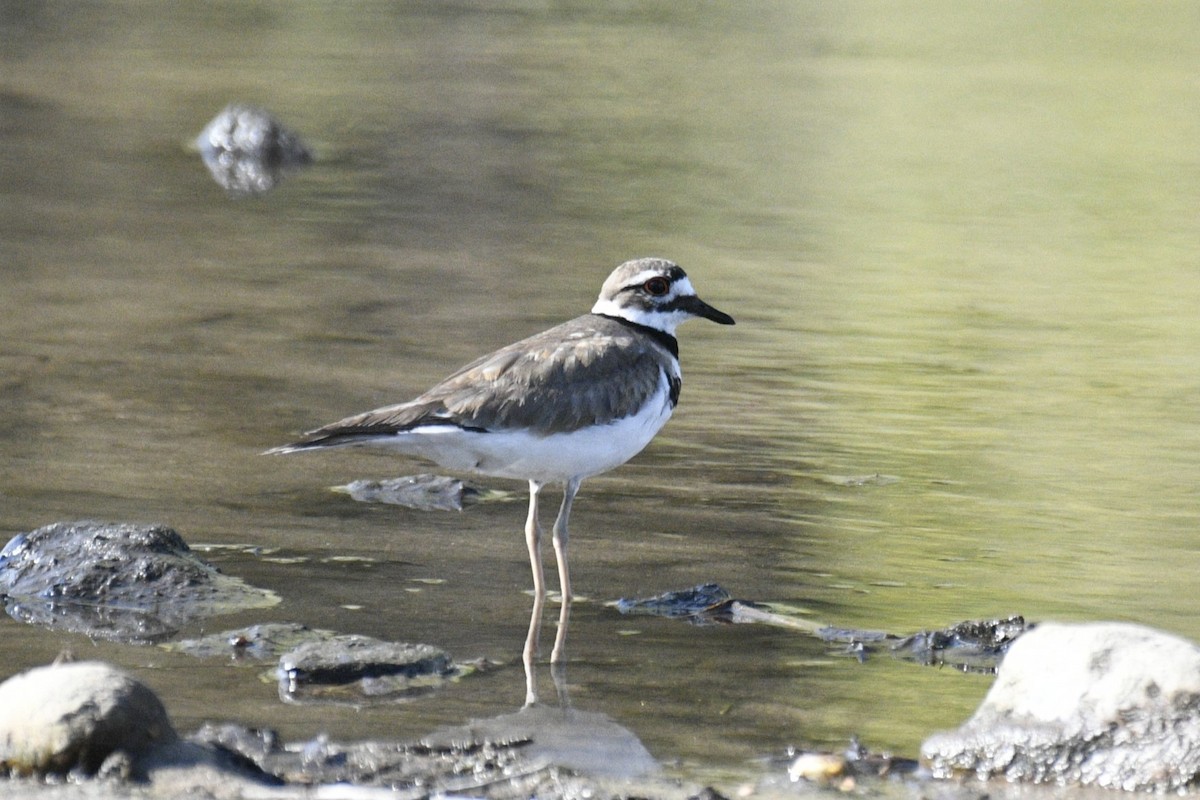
(164, 622, 339, 661)
(194, 103, 312, 196)
(0, 520, 279, 643)
(428, 704, 660, 780)
(0, 661, 176, 777)
(922, 621, 1200, 791)
(335, 473, 490, 511)
(277, 634, 458, 704)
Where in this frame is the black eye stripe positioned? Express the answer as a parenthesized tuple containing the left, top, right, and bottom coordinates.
(658, 295, 696, 312)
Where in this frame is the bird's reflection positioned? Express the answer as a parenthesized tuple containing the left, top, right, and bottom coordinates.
(522, 590, 572, 706)
(430, 598, 658, 780)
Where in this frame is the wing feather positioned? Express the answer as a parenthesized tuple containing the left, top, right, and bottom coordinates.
(288, 315, 672, 448)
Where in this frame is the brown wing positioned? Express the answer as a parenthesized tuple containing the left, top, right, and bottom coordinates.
(286, 315, 671, 448)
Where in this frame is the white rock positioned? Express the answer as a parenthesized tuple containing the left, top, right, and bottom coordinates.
(983, 621, 1200, 723)
(922, 621, 1200, 791)
(0, 661, 176, 776)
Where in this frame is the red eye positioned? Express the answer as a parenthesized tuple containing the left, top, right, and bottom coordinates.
(643, 277, 670, 296)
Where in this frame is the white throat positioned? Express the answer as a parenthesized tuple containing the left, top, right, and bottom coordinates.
(590, 300, 686, 334)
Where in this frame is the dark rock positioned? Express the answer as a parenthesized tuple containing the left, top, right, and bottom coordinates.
(687, 788, 732, 800)
(0, 520, 279, 643)
(194, 103, 312, 196)
(613, 583, 741, 624)
(0, 661, 176, 777)
(922, 621, 1200, 791)
(277, 635, 457, 704)
(890, 615, 1031, 672)
(814, 615, 1032, 671)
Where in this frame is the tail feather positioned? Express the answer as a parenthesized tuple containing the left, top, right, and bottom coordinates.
(263, 430, 394, 455)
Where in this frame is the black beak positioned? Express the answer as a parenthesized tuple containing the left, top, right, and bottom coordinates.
(684, 295, 736, 325)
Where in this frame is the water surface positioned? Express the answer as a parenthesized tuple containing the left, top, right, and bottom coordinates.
(3, 1, 1200, 788)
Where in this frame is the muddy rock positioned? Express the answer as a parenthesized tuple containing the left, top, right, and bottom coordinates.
(0, 521, 278, 643)
(922, 621, 1200, 791)
(277, 634, 457, 704)
(193, 723, 590, 797)
(0, 661, 176, 777)
(0, 660, 691, 799)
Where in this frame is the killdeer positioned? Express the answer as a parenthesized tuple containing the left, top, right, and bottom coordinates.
(267, 257, 734, 662)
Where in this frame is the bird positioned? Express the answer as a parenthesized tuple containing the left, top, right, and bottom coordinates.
(266, 257, 734, 661)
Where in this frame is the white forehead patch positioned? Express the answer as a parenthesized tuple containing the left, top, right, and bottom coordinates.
(672, 276, 697, 298)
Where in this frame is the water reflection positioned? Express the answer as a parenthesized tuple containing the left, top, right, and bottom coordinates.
(522, 589, 570, 705)
(194, 104, 312, 197)
(435, 655, 660, 781)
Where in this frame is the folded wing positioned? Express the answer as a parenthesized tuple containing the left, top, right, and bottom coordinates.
(274, 315, 672, 451)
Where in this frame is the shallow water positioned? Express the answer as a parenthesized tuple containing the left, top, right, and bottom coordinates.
(3, 0, 1200, 789)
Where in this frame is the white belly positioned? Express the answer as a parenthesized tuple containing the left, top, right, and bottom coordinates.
(364, 378, 675, 483)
